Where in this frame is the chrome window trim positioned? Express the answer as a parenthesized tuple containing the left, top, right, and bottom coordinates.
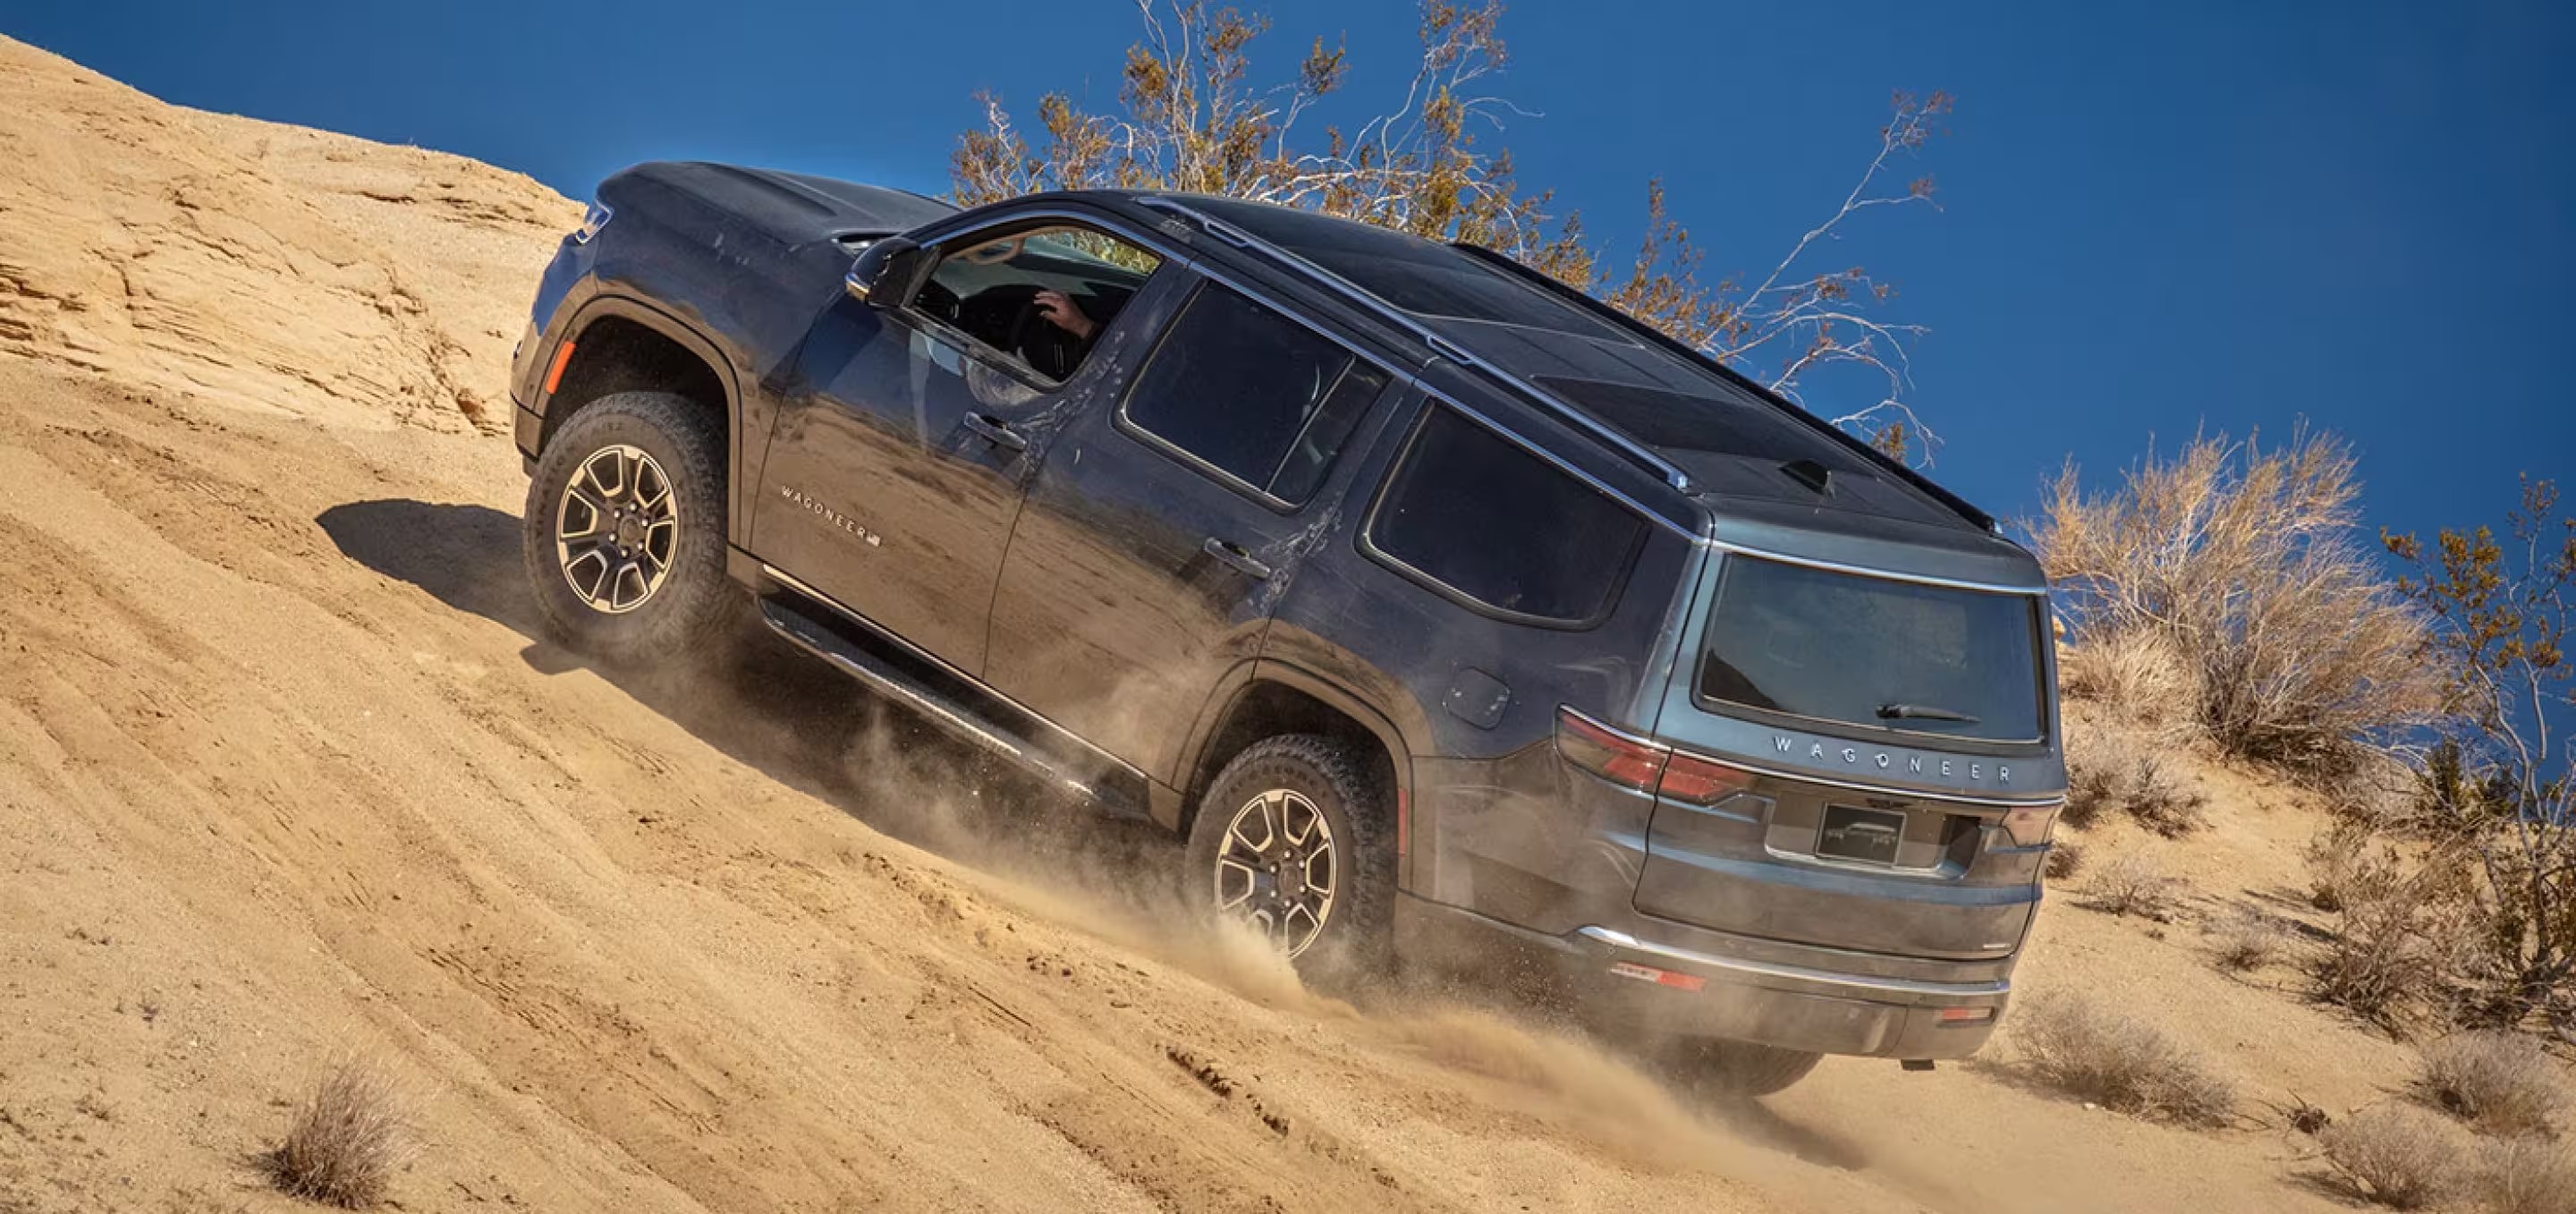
(1132, 195, 1693, 492)
(1707, 539, 2051, 597)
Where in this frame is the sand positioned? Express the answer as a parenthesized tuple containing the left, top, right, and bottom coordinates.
(0, 34, 2447, 1212)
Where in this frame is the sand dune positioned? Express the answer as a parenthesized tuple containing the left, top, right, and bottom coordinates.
(0, 33, 2420, 1212)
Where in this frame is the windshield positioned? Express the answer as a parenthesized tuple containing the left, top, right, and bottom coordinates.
(1697, 556, 2048, 743)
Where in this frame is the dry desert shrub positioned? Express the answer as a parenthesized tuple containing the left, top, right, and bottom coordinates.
(2309, 834, 2475, 1027)
(2031, 428, 2436, 777)
(2318, 1106, 2467, 1209)
(2044, 840, 2086, 881)
(2417, 1031, 2568, 1137)
(267, 1058, 410, 1209)
(2307, 821, 2379, 913)
(2056, 628, 2200, 738)
(2013, 996, 2237, 1126)
(2063, 723, 2208, 836)
(2209, 910, 2290, 972)
(2081, 850, 2187, 921)
(2472, 1137, 2576, 1214)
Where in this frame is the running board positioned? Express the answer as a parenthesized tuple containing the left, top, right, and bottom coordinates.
(755, 596, 1149, 819)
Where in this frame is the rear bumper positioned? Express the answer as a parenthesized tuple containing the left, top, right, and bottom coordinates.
(1394, 894, 2010, 1060)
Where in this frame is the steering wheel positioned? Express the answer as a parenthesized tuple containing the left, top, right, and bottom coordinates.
(1004, 293, 1085, 380)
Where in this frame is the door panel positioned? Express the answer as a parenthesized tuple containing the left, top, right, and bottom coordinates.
(749, 225, 1178, 675)
(752, 309, 1055, 672)
(986, 278, 1405, 780)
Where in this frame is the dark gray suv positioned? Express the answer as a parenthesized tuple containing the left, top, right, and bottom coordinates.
(504, 164, 2066, 1094)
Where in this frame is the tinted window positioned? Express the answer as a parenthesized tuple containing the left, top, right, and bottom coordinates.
(1699, 556, 2047, 743)
(1182, 198, 1630, 339)
(1369, 408, 1645, 623)
(1123, 284, 1387, 502)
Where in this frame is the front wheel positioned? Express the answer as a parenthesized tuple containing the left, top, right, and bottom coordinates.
(1182, 734, 1394, 979)
(521, 391, 736, 665)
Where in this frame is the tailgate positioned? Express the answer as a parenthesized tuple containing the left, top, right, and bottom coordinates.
(1632, 769, 2041, 957)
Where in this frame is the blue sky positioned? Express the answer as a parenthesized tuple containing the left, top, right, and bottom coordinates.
(8, 0, 2572, 545)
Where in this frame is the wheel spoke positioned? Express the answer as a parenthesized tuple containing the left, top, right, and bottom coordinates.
(560, 495, 605, 539)
(1282, 902, 1321, 950)
(1226, 804, 1274, 853)
(609, 559, 648, 610)
(1301, 845, 1334, 900)
(564, 547, 611, 605)
(635, 460, 672, 511)
(1289, 791, 1333, 848)
(583, 454, 623, 502)
(565, 482, 610, 523)
(1214, 859, 1260, 910)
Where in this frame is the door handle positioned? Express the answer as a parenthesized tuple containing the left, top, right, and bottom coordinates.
(1202, 537, 1273, 581)
(962, 412, 1027, 452)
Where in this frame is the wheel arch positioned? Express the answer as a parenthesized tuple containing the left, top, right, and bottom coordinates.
(1174, 662, 1417, 879)
(538, 295, 747, 545)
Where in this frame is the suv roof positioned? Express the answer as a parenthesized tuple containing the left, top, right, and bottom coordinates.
(1119, 191, 2001, 539)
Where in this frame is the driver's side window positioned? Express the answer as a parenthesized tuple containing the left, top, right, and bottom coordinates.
(910, 222, 1164, 385)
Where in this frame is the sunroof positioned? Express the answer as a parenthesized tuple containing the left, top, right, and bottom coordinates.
(1530, 376, 1861, 468)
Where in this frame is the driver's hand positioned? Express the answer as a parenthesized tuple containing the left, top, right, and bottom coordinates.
(1034, 290, 1098, 341)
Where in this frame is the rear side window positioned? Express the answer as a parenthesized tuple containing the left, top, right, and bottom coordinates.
(1122, 283, 1389, 504)
(1368, 407, 1646, 624)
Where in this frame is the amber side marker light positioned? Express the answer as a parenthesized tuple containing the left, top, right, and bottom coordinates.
(544, 341, 578, 395)
(1555, 707, 1755, 805)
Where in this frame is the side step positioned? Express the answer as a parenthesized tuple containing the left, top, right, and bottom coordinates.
(755, 596, 1148, 818)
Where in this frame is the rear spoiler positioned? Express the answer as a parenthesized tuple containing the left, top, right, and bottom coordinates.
(1445, 242, 1998, 534)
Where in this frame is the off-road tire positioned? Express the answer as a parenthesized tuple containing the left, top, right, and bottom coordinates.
(1184, 734, 1395, 981)
(1678, 1039, 1824, 1098)
(521, 392, 735, 665)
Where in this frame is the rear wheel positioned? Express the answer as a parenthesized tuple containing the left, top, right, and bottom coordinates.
(521, 391, 735, 665)
(1183, 734, 1394, 978)
(1673, 1039, 1824, 1098)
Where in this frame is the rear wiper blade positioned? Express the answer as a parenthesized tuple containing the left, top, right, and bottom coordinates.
(1877, 702, 1980, 724)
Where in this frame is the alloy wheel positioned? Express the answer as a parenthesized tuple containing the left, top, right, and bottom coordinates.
(1211, 788, 1338, 956)
(555, 443, 679, 614)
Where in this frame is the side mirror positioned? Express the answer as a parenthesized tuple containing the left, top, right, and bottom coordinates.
(844, 236, 927, 307)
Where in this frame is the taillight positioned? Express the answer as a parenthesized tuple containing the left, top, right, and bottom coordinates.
(1658, 750, 1756, 805)
(1555, 708, 1756, 803)
(1554, 708, 1665, 791)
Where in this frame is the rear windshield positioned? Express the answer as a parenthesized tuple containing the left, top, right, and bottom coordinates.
(1698, 556, 2047, 743)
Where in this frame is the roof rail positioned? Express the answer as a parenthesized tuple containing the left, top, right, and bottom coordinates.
(1445, 241, 1998, 533)
(1132, 196, 1694, 493)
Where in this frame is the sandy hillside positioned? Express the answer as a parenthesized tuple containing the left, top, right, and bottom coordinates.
(0, 34, 2440, 1214)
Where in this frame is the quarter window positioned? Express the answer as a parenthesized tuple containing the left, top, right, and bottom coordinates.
(1368, 407, 1646, 624)
(1121, 284, 1388, 503)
